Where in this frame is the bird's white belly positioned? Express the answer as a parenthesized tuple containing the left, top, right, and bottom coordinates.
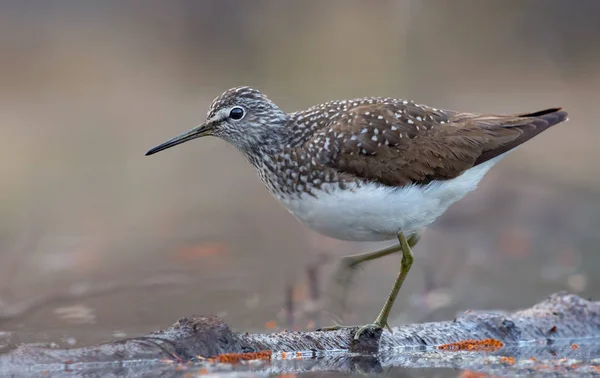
(277, 157, 502, 242)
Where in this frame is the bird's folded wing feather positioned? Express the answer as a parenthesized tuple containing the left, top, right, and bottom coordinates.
(305, 102, 566, 187)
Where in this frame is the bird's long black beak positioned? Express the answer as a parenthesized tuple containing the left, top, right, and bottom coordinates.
(145, 123, 211, 156)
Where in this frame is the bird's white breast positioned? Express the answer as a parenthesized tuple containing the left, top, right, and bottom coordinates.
(276, 156, 503, 242)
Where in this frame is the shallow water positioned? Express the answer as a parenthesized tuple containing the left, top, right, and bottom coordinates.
(1, 180, 600, 377)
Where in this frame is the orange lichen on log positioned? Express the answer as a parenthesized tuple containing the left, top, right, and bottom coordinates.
(572, 343, 579, 350)
(437, 338, 504, 352)
(459, 370, 489, 378)
(208, 350, 272, 364)
(500, 356, 515, 365)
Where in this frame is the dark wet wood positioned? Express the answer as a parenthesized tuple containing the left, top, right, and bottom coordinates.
(1, 293, 599, 376)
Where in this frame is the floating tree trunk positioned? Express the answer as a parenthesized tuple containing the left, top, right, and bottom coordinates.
(1, 292, 600, 376)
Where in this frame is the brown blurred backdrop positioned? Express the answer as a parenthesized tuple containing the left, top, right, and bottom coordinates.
(1, 0, 599, 347)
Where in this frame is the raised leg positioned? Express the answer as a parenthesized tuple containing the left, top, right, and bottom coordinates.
(330, 233, 419, 313)
(331, 244, 401, 312)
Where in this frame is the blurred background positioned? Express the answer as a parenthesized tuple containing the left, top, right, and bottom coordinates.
(1, 0, 599, 359)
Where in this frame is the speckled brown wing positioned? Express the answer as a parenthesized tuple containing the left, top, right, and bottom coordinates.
(307, 102, 567, 187)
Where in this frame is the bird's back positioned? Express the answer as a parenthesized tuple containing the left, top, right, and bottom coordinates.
(288, 97, 567, 187)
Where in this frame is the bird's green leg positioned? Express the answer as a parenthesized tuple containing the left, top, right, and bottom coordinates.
(353, 231, 414, 338)
(319, 232, 418, 337)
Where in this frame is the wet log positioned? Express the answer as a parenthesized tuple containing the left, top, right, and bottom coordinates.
(1, 292, 600, 376)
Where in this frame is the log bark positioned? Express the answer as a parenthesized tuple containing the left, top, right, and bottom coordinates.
(2, 292, 600, 376)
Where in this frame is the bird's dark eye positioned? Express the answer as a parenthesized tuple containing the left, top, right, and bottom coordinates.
(229, 107, 245, 120)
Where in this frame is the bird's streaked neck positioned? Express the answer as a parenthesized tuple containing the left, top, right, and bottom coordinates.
(236, 121, 295, 168)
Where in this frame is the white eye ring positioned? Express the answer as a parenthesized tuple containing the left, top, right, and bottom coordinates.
(229, 106, 245, 120)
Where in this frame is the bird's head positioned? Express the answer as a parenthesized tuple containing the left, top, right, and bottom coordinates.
(146, 87, 290, 157)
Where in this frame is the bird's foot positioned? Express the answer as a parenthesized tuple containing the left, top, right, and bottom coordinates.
(353, 321, 391, 340)
(315, 323, 345, 332)
(317, 321, 391, 340)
